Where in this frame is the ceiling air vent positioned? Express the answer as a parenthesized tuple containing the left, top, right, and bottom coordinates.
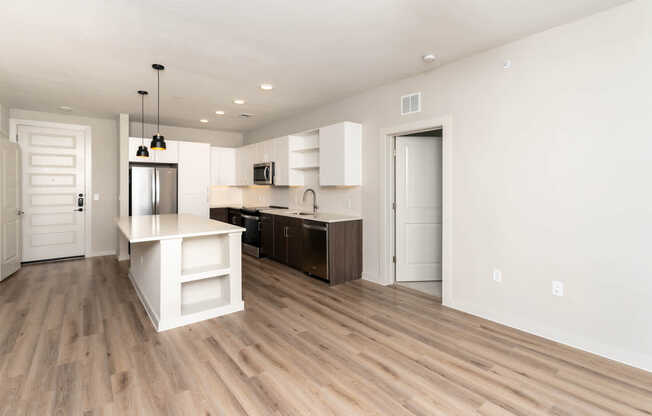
(401, 92, 421, 115)
(239, 113, 254, 119)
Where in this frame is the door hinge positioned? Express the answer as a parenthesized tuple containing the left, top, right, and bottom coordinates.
(392, 202, 396, 210)
(392, 255, 396, 263)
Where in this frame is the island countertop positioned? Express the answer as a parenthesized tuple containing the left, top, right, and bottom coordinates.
(116, 214, 244, 243)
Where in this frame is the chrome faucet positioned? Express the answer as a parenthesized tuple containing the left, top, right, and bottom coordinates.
(302, 188, 318, 214)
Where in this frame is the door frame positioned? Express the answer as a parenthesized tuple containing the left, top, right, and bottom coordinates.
(378, 116, 452, 306)
(9, 119, 93, 259)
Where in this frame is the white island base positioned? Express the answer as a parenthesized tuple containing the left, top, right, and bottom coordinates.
(117, 214, 245, 332)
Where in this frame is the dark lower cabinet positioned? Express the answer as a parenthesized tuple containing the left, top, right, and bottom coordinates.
(273, 216, 287, 263)
(272, 215, 303, 267)
(228, 208, 242, 227)
(268, 213, 361, 285)
(209, 207, 228, 222)
(260, 213, 274, 257)
(286, 217, 303, 270)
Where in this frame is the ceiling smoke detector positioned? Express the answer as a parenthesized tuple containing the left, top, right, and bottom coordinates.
(422, 54, 437, 63)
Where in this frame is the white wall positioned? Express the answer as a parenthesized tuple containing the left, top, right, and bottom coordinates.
(0, 102, 9, 138)
(129, 122, 242, 147)
(244, 1, 652, 371)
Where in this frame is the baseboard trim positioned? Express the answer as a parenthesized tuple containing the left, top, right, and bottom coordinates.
(447, 299, 652, 373)
(362, 271, 391, 286)
(87, 249, 117, 258)
(127, 270, 160, 330)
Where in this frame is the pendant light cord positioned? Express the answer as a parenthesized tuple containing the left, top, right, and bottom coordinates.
(141, 93, 145, 146)
(157, 69, 160, 135)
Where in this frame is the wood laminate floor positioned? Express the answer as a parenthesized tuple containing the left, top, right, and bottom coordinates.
(0, 255, 650, 415)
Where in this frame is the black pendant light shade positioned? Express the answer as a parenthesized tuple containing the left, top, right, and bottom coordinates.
(151, 64, 166, 150)
(136, 90, 150, 158)
(151, 133, 166, 150)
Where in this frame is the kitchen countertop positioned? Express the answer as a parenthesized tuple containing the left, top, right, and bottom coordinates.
(209, 204, 243, 209)
(260, 209, 362, 223)
(116, 214, 245, 243)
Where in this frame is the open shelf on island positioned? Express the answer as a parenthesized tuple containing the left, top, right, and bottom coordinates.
(180, 263, 230, 283)
(181, 296, 230, 316)
(181, 274, 230, 316)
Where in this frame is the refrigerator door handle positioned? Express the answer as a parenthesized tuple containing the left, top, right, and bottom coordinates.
(155, 169, 161, 214)
(151, 170, 156, 214)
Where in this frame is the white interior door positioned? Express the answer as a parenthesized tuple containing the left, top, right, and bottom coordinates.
(18, 125, 86, 262)
(1, 140, 21, 280)
(395, 136, 442, 282)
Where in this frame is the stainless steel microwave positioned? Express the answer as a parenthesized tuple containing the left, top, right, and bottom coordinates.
(253, 162, 274, 185)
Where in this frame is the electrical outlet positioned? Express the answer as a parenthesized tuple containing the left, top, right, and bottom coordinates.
(139, 256, 143, 265)
(93, 193, 100, 201)
(552, 281, 564, 297)
(492, 269, 502, 283)
(347, 199, 352, 209)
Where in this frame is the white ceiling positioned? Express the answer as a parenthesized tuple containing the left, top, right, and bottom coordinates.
(0, 0, 630, 132)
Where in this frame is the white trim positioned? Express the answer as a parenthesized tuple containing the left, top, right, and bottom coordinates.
(378, 116, 453, 306)
(128, 269, 160, 329)
(87, 249, 117, 258)
(447, 298, 652, 373)
(9, 118, 93, 261)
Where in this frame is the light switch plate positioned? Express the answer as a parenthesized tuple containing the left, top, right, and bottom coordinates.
(93, 193, 100, 201)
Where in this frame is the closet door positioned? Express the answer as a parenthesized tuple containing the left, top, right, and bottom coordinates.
(1, 140, 21, 280)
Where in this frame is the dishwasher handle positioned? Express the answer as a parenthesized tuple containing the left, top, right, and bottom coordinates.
(302, 223, 327, 232)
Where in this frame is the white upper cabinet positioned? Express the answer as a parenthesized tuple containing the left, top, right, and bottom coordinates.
(153, 140, 179, 163)
(235, 144, 255, 186)
(210, 147, 236, 186)
(255, 140, 275, 163)
(319, 122, 362, 186)
(128, 137, 179, 163)
(178, 141, 210, 217)
(273, 137, 289, 186)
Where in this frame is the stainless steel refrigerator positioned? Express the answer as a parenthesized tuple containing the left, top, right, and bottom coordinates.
(130, 165, 178, 215)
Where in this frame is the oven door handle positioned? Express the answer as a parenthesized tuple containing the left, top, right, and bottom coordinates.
(264, 166, 270, 182)
(241, 214, 260, 221)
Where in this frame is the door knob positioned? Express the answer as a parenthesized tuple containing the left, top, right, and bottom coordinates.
(74, 208, 83, 212)
(17, 209, 24, 215)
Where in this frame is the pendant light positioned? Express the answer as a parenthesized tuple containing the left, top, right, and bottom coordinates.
(150, 63, 166, 150)
(136, 90, 150, 158)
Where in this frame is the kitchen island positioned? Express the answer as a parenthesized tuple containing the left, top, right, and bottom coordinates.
(116, 214, 245, 331)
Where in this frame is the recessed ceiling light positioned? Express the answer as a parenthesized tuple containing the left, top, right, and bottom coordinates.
(59, 106, 73, 112)
(233, 99, 245, 105)
(215, 110, 225, 115)
(200, 119, 208, 123)
(260, 83, 273, 91)
(422, 54, 437, 63)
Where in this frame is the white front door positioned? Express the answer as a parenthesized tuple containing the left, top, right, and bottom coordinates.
(1, 140, 21, 280)
(395, 136, 442, 282)
(18, 125, 86, 262)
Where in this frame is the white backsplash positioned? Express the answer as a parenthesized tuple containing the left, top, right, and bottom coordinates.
(211, 170, 361, 215)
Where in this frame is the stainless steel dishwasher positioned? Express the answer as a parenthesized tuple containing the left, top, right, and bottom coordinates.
(302, 221, 328, 281)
